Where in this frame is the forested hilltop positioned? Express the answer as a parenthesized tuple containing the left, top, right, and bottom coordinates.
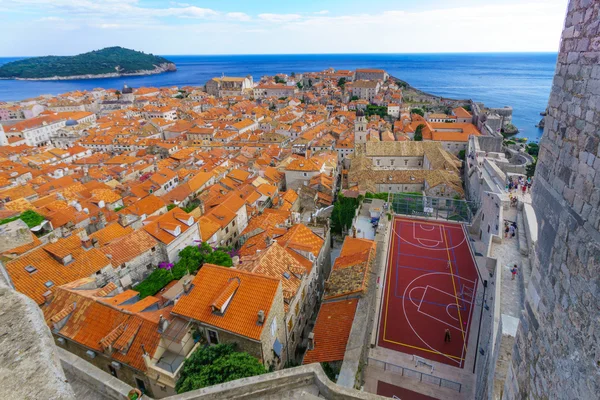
(0, 47, 176, 79)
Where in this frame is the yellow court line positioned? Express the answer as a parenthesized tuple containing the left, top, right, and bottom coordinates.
(381, 337, 464, 361)
(382, 219, 397, 342)
(441, 226, 468, 357)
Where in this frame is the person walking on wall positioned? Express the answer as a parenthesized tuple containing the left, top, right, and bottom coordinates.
(444, 328, 452, 343)
(511, 264, 518, 280)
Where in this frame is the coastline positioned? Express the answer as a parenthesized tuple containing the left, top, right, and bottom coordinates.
(0, 62, 176, 81)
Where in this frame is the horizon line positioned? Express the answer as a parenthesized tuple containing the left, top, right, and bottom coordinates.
(0, 50, 559, 58)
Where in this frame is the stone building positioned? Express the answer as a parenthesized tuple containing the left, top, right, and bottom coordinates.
(504, 1, 600, 399)
(171, 264, 288, 369)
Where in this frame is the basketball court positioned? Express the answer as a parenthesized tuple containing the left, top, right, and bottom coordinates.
(378, 216, 480, 369)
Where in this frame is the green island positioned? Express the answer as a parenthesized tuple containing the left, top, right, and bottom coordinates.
(0, 46, 176, 80)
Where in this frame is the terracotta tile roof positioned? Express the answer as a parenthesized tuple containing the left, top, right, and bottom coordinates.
(6, 236, 111, 305)
(143, 207, 198, 245)
(324, 237, 376, 300)
(277, 224, 324, 259)
(89, 223, 133, 246)
(122, 194, 165, 217)
(172, 264, 280, 340)
(302, 299, 358, 364)
(102, 230, 158, 267)
(239, 243, 306, 309)
(43, 281, 169, 371)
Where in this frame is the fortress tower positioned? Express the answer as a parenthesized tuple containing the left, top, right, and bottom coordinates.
(505, 1, 600, 399)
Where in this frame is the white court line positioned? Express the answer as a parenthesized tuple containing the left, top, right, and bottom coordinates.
(426, 285, 474, 306)
(408, 286, 426, 308)
(459, 278, 478, 368)
(413, 222, 443, 242)
(446, 304, 459, 321)
(415, 286, 466, 331)
(416, 239, 442, 248)
(419, 223, 436, 231)
(392, 222, 466, 252)
(402, 273, 466, 366)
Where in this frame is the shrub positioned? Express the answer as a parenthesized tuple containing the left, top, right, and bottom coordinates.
(411, 108, 425, 117)
(0, 210, 45, 228)
(133, 268, 173, 299)
(176, 344, 266, 393)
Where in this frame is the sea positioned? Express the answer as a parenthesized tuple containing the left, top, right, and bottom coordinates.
(0, 53, 557, 142)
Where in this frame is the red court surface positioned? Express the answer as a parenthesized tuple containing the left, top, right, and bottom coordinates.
(377, 381, 437, 400)
(378, 217, 480, 369)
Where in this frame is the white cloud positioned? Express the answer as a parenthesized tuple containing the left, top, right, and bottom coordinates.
(258, 13, 302, 23)
(226, 12, 251, 21)
(37, 16, 64, 22)
(0, 0, 569, 55)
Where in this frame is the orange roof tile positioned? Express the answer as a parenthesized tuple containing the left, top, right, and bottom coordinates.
(172, 264, 280, 340)
(302, 299, 358, 364)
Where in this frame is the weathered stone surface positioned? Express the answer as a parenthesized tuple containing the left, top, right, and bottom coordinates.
(506, 1, 600, 399)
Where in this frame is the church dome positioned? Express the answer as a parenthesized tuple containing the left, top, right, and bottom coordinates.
(65, 119, 78, 127)
(356, 109, 365, 117)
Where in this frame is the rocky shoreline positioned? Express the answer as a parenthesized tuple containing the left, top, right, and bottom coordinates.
(2, 63, 177, 81)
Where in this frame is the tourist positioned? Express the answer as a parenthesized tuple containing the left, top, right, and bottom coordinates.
(522, 184, 527, 196)
(509, 224, 515, 238)
(505, 222, 510, 238)
(444, 329, 452, 343)
(511, 264, 518, 280)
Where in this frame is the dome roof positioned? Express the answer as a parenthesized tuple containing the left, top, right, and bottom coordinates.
(356, 109, 365, 117)
(65, 119, 78, 127)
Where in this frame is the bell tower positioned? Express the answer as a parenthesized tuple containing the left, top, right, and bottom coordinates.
(354, 109, 367, 144)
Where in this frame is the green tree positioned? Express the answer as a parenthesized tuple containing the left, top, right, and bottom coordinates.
(414, 124, 425, 141)
(167, 204, 176, 211)
(331, 194, 359, 234)
(350, 95, 359, 101)
(526, 161, 537, 178)
(115, 90, 121, 100)
(308, 79, 313, 87)
(176, 344, 266, 393)
(337, 77, 346, 88)
(457, 150, 466, 160)
(205, 250, 233, 267)
(296, 82, 303, 90)
(274, 76, 286, 84)
(290, 72, 296, 77)
(411, 108, 425, 117)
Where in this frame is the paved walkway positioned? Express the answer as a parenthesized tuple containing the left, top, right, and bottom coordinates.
(491, 206, 529, 318)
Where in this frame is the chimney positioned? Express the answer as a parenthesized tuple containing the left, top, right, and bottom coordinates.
(158, 314, 169, 333)
(91, 237, 99, 248)
(43, 290, 53, 305)
(182, 278, 192, 294)
(257, 310, 265, 325)
(308, 332, 315, 350)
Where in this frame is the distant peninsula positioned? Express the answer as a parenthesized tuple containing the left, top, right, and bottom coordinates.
(0, 47, 176, 80)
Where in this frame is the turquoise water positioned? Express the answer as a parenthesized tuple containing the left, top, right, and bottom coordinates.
(0, 53, 557, 141)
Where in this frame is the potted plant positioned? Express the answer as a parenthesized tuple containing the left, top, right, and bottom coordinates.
(127, 388, 143, 400)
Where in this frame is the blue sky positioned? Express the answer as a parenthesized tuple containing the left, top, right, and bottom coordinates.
(0, 0, 569, 56)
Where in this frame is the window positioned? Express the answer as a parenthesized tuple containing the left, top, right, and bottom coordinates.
(108, 365, 118, 378)
(303, 172, 307, 177)
(25, 265, 37, 274)
(271, 318, 277, 337)
(405, 160, 408, 165)
(232, 220, 236, 227)
(390, 160, 394, 166)
(45, 281, 54, 288)
(225, 227, 229, 234)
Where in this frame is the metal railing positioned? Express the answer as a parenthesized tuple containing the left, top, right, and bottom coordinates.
(367, 357, 462, 393)
(387, 193, 480, 224)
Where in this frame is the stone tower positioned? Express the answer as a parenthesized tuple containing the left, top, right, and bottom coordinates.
(504, 1, 600, 399)
(354, 109, 367, 144)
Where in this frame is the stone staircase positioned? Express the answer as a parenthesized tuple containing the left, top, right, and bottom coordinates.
(516, 211, 528, 256)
